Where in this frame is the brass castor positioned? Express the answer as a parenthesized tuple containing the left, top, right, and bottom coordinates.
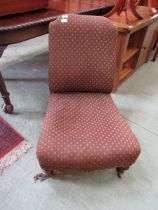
(116, 167, 129, 178)
(2, 104, 14, 114)
(34, 170, 61, 182)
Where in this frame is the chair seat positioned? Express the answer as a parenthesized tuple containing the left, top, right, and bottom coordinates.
(37, 93, 140, 171)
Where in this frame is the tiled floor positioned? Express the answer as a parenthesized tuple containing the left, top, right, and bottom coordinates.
(0, 35, 158, 210)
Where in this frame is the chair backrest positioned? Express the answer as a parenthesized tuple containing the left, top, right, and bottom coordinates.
(49, 14, 118, 93)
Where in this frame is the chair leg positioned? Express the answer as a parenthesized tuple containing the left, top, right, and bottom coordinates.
(116, 167, 129, 178)
(34, 170, 60, 182)
(0, 46, 14, 114)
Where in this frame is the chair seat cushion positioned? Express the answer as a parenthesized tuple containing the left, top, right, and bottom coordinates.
(37, 93, 140, 171)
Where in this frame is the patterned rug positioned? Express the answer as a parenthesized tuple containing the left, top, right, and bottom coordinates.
(0, 116, 32, 174)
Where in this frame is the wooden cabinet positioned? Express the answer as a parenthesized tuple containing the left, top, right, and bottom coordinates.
(137, 21, 158, 67)
(108, 6, 158, 91)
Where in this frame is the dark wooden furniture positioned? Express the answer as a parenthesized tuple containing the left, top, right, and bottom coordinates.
(0, 0, 48, 17)
(108, 6, 158, 91)
(0, 0, 113, 113)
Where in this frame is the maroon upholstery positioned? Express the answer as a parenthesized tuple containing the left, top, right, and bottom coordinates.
(49, 14, 117, 93)
(37, 94, 140, 171)
(37, 14, 141, 173)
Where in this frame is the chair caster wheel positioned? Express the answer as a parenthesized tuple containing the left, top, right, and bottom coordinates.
(2, 104, 14, 114)
(116, 167, 129, 178)
(34, 170, 59, 182)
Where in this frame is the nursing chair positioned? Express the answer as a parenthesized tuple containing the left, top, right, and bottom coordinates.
(36, 14, 141, 181)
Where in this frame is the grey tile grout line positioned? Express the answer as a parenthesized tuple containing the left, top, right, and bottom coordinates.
(123, 116, 158, 137)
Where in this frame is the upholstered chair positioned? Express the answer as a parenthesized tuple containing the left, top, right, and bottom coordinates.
(36, 14, 141, 181)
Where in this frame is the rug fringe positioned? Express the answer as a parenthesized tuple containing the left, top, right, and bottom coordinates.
(0, 141, 32, 175)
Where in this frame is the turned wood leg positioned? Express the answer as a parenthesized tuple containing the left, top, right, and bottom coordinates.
(0, 46, 14, 114)
(116, 167, 129, 178)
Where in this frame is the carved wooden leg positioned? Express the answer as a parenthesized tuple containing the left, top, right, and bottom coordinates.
(116, 167, 129, 178)
(0, 46, 14, 114)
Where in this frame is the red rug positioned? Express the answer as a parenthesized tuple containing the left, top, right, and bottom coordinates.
(0, 116, 32, 174)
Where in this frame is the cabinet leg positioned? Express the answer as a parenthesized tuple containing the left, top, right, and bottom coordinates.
(152, 45, 158, 62)
(0, 46, 14, 114)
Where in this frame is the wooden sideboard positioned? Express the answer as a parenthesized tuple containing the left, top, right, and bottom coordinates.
(108, 6, 158, 91)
